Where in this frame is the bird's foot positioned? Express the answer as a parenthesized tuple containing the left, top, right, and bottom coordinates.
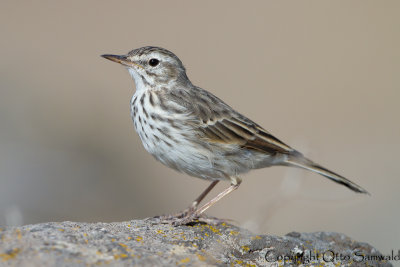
(150, 212, 227, 226)
(152, 206, 196, 222)
(170, 212, 199, 226)
(174, 214, 228, 226)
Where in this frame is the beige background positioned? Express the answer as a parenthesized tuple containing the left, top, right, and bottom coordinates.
(1, 0, 399, 255)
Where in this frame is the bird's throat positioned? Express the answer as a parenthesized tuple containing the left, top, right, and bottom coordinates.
(128, 68, 148, 93)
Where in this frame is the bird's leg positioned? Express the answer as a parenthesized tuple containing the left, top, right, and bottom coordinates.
(155, 181, 219, 221)
(185, 180, 219, 215)
(195, 183, 240, 215)
(172, 177, 242, 226)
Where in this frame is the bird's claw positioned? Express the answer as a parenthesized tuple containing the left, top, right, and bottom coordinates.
(151, 212, 227, 226)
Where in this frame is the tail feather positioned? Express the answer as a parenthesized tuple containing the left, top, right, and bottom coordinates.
(285, 153, 369, 194)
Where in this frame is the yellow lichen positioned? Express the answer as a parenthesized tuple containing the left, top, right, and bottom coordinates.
(15, 229, 22, 240)
(242, 246, 250, 252)
(207, 225, 220, 234)
(119, 243, 127, 248)
(229, 231, 239, 236)
(114, 253, 128, 259)
(0, 248, 20, 261)
(197, 254, 206, 261)
(136, 236, 143, 242)
(179, 257, 190, 264)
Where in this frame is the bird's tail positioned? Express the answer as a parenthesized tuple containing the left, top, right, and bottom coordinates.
(284, 152, 369, 194)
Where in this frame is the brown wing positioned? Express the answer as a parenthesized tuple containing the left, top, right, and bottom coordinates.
(199, 114, 294, 155)
(164, 86, 294, 155)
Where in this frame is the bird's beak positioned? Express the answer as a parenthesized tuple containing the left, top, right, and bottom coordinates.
(101, 54, 143, 69)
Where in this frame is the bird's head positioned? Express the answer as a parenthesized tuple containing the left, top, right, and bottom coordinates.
(102, 46, 189, 91)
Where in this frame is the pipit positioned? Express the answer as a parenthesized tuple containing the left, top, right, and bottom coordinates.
(102, 46, 368, 225)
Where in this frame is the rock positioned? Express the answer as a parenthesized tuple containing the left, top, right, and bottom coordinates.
(0, 218, 392, 266)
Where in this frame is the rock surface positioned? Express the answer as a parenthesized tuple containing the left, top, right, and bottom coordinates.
(0, 218, 392, 266)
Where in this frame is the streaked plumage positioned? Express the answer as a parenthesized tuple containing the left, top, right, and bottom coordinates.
(102, 46, 368, 225)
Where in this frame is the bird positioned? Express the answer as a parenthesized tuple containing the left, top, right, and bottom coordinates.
(102, 46, 368, 225)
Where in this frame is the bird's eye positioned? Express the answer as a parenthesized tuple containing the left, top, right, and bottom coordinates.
(149, 58, 159, 67)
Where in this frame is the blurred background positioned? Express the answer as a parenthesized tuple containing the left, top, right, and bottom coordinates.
(1, 0, 399, 255)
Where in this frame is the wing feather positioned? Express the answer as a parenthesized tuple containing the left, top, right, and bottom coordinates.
(200, 115, 293, 154)
(164, 86, 294, 154)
